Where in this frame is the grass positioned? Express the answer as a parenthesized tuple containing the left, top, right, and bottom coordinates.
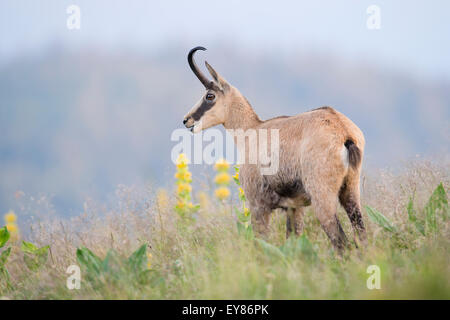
(0, 159, 449, 299)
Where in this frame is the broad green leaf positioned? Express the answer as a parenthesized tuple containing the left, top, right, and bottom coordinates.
(255, 238, 286, 263)
(21, 241, 38, 253)
(407, 197, 425, 235)
(128, 244, 147, 273)
(280, 234, 317, 261)
(365, 205, 397, 233)
(424, 183, 448, 232)
(0, 247, 11, 266)
(36, 245, 50, 256)
(76, 247, 103, 275)
(22, 245, 49, 271)
(102, 249, 120, 272)
(0, 227, 10, 248)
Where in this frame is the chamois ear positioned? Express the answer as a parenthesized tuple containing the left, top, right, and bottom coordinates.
(205, 61, 229, 91)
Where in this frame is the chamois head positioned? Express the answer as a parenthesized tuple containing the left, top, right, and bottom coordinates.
(183, 46, 232, 133)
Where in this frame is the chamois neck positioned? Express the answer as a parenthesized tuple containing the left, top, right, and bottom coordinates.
(223, 90, 262, 130)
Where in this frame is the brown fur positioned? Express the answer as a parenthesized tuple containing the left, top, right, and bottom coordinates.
(184, 55, 366, 252)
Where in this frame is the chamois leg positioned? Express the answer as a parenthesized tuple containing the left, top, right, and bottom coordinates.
(339, 177, 367, 246)
(311, 193, 349, 253)
(251, 208, 271, 238)
(286, 207, 304, 238)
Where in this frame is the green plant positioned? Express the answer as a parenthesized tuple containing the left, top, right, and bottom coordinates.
(366, 183, 448, 237)
(255, 234, 317, 264)
(21, 241, 50, 272)
(233, 166, 254, 239)
(76, 244, 162, 290)
(0, 226, 12, 289)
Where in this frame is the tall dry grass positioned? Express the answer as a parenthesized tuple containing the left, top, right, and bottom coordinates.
(1, 158, 449, 299)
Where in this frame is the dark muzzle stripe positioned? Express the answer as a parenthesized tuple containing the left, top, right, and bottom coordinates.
(191, 100, 215, 121)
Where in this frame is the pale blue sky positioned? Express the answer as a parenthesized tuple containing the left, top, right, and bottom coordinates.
(1, 0, 449, 79)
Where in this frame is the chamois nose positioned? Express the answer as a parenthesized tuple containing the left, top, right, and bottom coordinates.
(183, 118, 188, 125)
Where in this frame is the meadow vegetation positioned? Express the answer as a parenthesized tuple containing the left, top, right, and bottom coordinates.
(0, 158, 449, 299)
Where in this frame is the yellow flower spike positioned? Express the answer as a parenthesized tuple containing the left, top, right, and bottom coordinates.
(215, 187, 230, 200)
(176, 201, 186, 210)
(176, 162, 187, 169)
(233, 172, 239, 180)
(4, 211, 17, 223)
(214, 172, 231, 185)
(176, 154, 189, 168)
(243, 207, 250, 217)
(6, 223, 18, 233)
(176, 153, 188, 163)
(177, 183, 192, 194)
(239, 187, 245, 196)
(184, 171, 192, 180)
(214, 158, 230, 171)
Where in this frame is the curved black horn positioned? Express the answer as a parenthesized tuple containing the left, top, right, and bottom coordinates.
(188, 46, 212, 88)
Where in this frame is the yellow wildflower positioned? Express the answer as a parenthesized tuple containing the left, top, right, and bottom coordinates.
(177, 183, 192, 194)
(6, 223, 18, 233)
(214, 158, 230, 171)
(175, 171, 191, 180)
(176, 153, 188, 163)
(215, 187, 230, 200)
(214, 172, 231, 185)
(176, 153, 189, 168)
(4, 211, 17, 223)
(176, 162, 187, 169)
(233, 172, 239, 180)
(176, 201, 186, 210)
(243, 207, 250, 217)
(239, 187, 245, 196)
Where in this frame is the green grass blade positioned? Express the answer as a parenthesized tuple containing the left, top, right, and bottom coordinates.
(365, 205, 397, 233)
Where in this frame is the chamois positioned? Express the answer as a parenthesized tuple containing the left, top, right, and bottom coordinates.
(183, 46, 366, 252)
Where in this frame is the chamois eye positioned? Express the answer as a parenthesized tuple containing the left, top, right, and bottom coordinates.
(206, 93, 215, 101)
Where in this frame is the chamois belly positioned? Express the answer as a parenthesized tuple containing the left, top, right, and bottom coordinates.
(263, 175, 311, 209)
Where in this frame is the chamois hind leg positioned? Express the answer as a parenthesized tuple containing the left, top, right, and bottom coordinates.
(310, 192, 349, 253)
(286, 207, 304, 239)
(339, 173, 367, 246)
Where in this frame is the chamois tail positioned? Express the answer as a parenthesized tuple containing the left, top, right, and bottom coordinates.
(344, 139, 361, 169)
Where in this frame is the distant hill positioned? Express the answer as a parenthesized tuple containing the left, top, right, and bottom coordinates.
(0, 47, 449, 216)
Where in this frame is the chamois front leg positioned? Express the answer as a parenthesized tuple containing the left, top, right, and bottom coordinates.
(251, 207, 271, 239)
(286, 207, 304, 238)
